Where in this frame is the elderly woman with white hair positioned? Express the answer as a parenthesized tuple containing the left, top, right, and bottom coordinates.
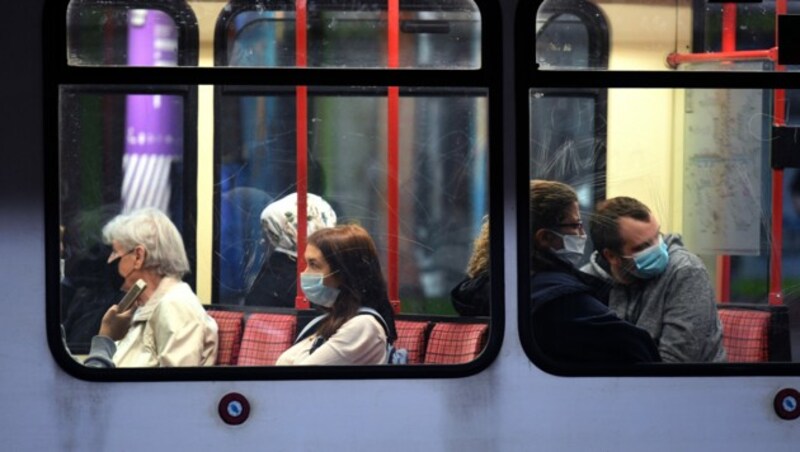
(95, 208, 218, 367)
(244, 192, 337, 307)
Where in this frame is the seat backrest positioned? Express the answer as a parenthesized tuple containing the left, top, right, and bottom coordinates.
(395, 320, 432, 364)
(207, 310, 244, 366)
(424, 322, 488, 364)
(237, 313, 297, 366)
(718, 308, 771, 362)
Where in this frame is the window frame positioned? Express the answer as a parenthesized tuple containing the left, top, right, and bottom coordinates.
(517, 0, 800, 376)
(45, 0, 504, 381)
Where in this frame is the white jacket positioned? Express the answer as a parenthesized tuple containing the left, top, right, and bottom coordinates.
(113, 277, 218, 367)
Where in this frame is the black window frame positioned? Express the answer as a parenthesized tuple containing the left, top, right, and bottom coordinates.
(45, 0, 504, 381)
(518, 0, 800, 376)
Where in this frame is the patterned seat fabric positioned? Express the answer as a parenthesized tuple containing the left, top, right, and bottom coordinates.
(395, 320, 432, 364)
(237, 313, 297, 366)
(424, 322, 488, 364)
(207, 310, 244, 366)
(718, 308, 771, 362)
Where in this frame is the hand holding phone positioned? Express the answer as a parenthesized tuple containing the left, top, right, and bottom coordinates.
(117, 279, 147, 312)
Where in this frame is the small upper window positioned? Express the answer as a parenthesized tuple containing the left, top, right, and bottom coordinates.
(534, 0, 800, 72)
(215, 0, 481, 68)
(67, 1, 199, 66)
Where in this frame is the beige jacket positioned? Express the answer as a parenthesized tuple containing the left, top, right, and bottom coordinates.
(113, 277, 218, 367)
(276, 315, 387, 365)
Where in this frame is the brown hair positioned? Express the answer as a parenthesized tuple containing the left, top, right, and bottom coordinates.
(529, 179, 578, 234)
(588, 196, 651, 255)
(466, 218, 490, 278)
(308, 224, 397, 342)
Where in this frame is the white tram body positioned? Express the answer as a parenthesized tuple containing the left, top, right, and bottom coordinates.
(2, 0, 800, 450)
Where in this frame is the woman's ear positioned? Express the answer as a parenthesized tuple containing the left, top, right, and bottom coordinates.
(533, 229, 556, 249)
(133, 246, 146, 270)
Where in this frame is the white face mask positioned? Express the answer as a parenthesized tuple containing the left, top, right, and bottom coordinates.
(548, 230, 588, 266)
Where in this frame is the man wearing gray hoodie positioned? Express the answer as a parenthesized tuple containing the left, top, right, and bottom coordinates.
(582, 196, 726, 363)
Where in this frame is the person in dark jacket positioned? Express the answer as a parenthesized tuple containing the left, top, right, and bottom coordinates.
(451, 218, 490, 316)
(244, 192, 337, 308)
(529, 180, 660, 364)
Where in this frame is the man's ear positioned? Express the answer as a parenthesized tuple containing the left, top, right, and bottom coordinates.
(601, 248, 616, 264)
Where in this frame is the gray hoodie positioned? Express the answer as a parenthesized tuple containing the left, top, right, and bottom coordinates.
(582, 234, 726, 363)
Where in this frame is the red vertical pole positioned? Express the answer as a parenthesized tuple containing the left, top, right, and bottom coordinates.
(721, 4, 736, 53)
(716, 4, 736, 302)
(295, 0, 310, 310)
(387, 0, 401, 313)
(769, 0, 787, 306)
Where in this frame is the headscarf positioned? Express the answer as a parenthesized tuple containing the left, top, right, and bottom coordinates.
(260, 192, 337, 257)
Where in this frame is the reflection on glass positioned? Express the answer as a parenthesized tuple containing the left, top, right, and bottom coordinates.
(529, 87, 798, 364)
(216, 87, 489, 320)
(219, 0, 481, 68)
(67, 4, 193, 66)
(534, 0, 800, 72)
(59, 89, 187, 361)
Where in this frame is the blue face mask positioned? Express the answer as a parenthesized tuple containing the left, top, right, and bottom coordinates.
(300, 272, 340, 308)
(628, 236, 669, 279)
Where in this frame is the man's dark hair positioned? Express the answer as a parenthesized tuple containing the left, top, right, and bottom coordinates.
(589, 197, 651, 255)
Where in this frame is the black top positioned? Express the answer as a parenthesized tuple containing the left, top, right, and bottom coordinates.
(530, 252, 660, 364)
(244, 252, 299, 308)
(450, 272, 490, 317)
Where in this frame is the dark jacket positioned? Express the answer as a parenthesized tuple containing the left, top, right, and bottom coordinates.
(531, 252, 661, 364)
(244, 252, 299, 308)
(451, 272, 490, 317)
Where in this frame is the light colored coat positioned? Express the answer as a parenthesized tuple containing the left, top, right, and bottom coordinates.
(113, 277, 218, 367)
(276, 315, 387, 365)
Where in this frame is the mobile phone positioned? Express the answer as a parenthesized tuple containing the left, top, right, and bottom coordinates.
(117, 279, 147, 312)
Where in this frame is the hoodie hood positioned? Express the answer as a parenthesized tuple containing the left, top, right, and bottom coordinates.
(582, 233, 685, 282)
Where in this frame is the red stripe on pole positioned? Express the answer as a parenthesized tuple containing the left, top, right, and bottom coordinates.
(722, 4, 736, 53)
(388, 87, 400, 313)
(387, 0, 400, 313)
(666, 48, 777, 68)
(716, 256, 731, 303)
(770, 170, 784, 306)
(388, 0, 399, 68)
(296, 0, 307, 67)
(295, 0, 310, 310)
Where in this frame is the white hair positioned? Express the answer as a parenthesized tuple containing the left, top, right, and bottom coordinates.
(102, 208, 190, 278)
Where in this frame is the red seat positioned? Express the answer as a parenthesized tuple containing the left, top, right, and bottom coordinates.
(424, 322, 488, 364)
(207, 310, 244, 366)
(395, 320, 432, 364)
(237, 313, 297, 366)
(718, 308, 771, 362)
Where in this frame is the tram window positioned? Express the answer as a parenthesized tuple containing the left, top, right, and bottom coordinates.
(216, 0, 481, 69)
(523, 86, 800, 369)
(67, 2, 199, 66)
(52, 0, 500, 376)
(215, 87, 489, 313)
(59, 87, 195, 356)
(534, 0, 800, 72)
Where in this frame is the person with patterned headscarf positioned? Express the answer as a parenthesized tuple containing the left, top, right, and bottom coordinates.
(244, 193, 337, 307)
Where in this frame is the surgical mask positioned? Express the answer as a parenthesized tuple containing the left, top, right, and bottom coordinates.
(548, 230, 587, 266)
(627, 236, 669, 279)
(300, 272, 340, 308)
